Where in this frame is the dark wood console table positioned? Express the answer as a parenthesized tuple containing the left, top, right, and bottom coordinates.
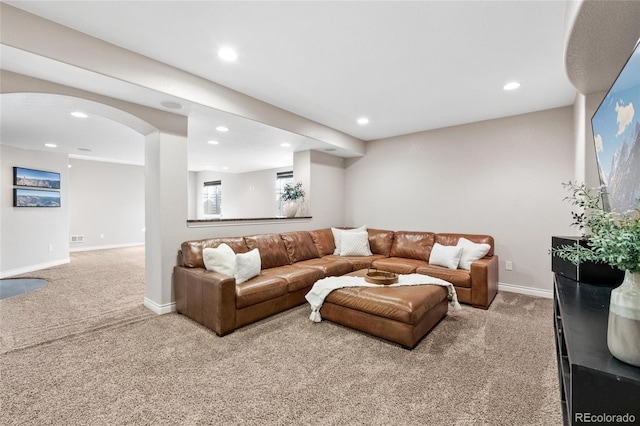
(554, 274, 640, 425)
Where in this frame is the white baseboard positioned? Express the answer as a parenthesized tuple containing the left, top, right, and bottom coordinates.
(143, 297, 176, 315)
(69, 242, 144, 253)
(0, 258, 71, 279)
(498, 282, 553, 299)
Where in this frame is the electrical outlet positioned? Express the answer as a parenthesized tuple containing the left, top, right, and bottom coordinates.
(48, 244, 53, 252)
(505, 261, 513, 271)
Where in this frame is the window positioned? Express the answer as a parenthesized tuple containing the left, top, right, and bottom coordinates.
(276, 171, 293, 216)
(203, 180, 222, 216)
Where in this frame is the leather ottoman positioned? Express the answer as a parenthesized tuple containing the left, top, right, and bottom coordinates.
(320, 269, 449, 349)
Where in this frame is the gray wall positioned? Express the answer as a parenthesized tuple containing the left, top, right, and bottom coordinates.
(344, 107, 576, 294)
(68, 158, 145, 251)
(0, 145, 70, 277)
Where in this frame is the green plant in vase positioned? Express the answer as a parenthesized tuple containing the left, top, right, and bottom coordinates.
(552, 181, 640, 366)
(281, 182, 305, 218)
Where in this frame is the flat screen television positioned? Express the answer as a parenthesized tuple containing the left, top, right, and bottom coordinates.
(591, 40, 640, 212)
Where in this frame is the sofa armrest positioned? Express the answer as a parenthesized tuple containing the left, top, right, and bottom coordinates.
(173, 266, 237, 336)
(469, 255, 499, 309)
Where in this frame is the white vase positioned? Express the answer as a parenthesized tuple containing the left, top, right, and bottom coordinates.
(607, 270, 640, 367)
(283, 200, 298, 218)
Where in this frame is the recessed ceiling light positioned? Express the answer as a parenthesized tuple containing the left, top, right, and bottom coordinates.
(503, 82, 521, 91)
(160, 101, 183, 110)
(70, 111, 88, 118)
(357, 117, 369, 125)
(280, 143, 291, 147)
(218, 47, 238, 62)
(207, 140, 220, 145)
(324, 148, 337, 152)
(216, 126, 229, 132)
(68, 164, 72, 168)
(222, 166, 229, 170)
(44, 143, 57, 148)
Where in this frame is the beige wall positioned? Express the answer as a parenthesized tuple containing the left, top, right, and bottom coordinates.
(0, 145, 70, 277)
(344, 107, 576, 294)
(68, 158, 145, 251)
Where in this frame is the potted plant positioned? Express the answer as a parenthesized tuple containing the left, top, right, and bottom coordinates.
(281, 182, 305, 218)
(552, 181, 640, 366)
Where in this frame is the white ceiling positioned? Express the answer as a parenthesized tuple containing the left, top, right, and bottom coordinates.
(1, 1, 577, 171)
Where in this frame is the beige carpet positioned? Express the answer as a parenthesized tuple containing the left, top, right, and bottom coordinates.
(0, 247, 562, 425)
(0, 246, 152, 354)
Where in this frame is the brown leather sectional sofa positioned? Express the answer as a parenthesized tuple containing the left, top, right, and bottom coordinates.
(174, 229, 498, 334)
(174, 228, 498, 337)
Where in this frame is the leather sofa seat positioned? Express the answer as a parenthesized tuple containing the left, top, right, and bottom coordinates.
(235, 275, 287, 309)
(294, 258, 352, 276)
(262, 265, 324, 293)
(416, 265, 472, 288)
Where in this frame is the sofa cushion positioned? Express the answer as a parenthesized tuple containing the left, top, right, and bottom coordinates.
(339, 231, 372, 256)
(280, 231, 319, 263)
(428, 243, 463, 270)
(262, 265, 324, 293)
(436, 233, 494, 257)
(244, 234, 291, 269)
(294, 258, 353, 276)
(332, 225, 366, 255)
(416, 265, 472, 288)
(234, 248, 261, 284)
(372, 257, 429, 274)
(321, 254, 386, 271)
(367, 229, 394, 256)
(389, 231, 435, 261)
(235, 275, 288, 309)
(308, 228, 335, 257)
(456, 238, 491, 270)
(203, 243, 236, 276)
(180, 237, 248, 269)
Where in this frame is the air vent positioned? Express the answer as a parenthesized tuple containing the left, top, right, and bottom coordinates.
(70, 235, 84, 243)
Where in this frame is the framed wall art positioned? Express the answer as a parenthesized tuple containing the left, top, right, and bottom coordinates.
(13, 167, 61, 190)
(13, 188, 61, 208)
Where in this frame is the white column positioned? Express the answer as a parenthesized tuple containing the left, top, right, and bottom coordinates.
(144, 131, 188, 313)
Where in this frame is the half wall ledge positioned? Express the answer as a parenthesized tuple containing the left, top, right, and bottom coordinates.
(187, 216, 312, 228)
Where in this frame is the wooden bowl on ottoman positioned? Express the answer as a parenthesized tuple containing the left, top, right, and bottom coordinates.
(364, 269, 398, 285)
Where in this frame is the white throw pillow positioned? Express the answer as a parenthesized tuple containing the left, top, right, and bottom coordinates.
(339, 231, 373, 256)
(428, 243, 463, 270)
(234, 248, 261, 284)
(203, 243, 236, 276)
(331, 225, 367, 255)
(456, 238, 491, 270)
